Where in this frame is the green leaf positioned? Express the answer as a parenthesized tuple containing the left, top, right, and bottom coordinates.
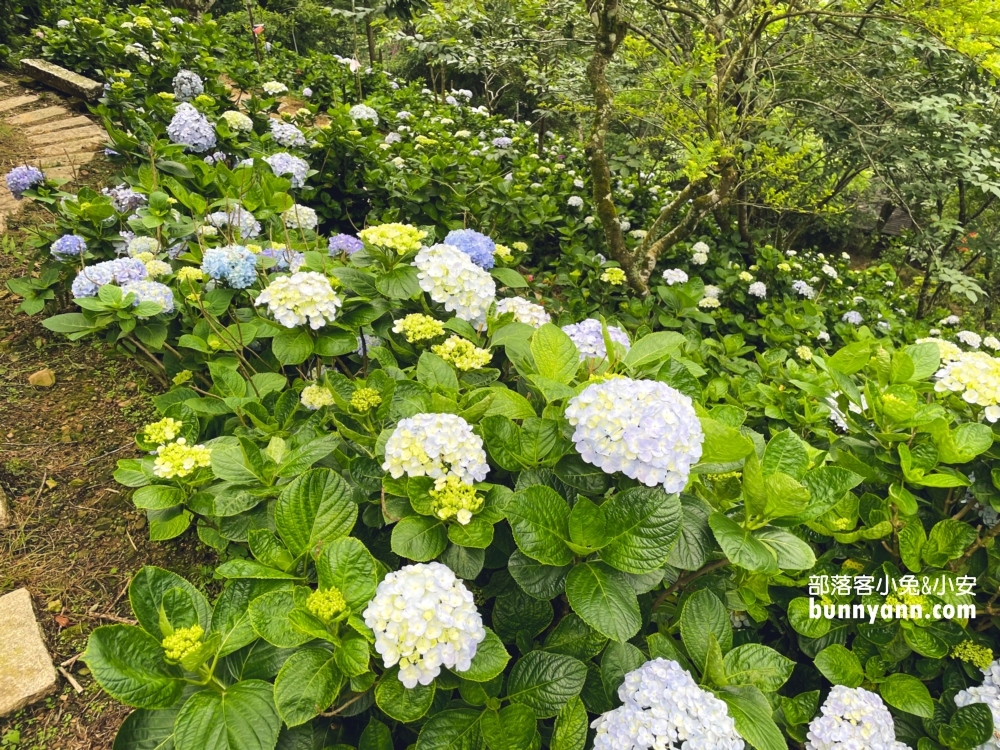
(461, 628, 510, 682)
(82, 625, 182, 709)
(316, 537, 377, 611)
(937, 423, 994, 464)
(551, 696, 588, 750)
(507, 651, 588, 718)
(564, 561, 641, 643)
(622, 331, 686, 370)
(360, 719, 393, 750)
(553, 454, 611, 494)
(129, 566, 210, 640)
(113, 705, 180, 750)
(753, 528, 816, 570)
(375, 668, 435, 722)
(248, 589, 311, 648)
(723, 644, 794, 692)
(274, 648, 345, 727)
(530, 323, 580, 384)
(719, 685, 787, 750)
(172, 680, 280, 750)
(415, 708, 483, 750)
(504, 485, 573, 566)
(148, 507, 192, 541)
(600, 487, 682, 573)
(708, 513, 777, 573)
(814, 645, 864, 688)
(699, 417, 753, 463)
(391, 515, 448, 561)
(827, 341, 871, 375)
(42, 312, 94, 334)
(939, 703, 994, 749)
(275, 469, 357, 557)
(789, 467, 863, 523)
(480, 704, 538, 750)
(508, 550, 570, 600)
(904, 342, 941, 381)
(680, 589, 732, 672)
(923, 519, 977, 567)
(132, 485, 185, 510)
(376, 264, 421, 299)
(272, 329, 314, 366)
(568, 496, 606, 550)
(491, 267, 530, 288)
(761, 430, 809, 480)
(417, 352, 459, 397)
(880, 673, 934, 718)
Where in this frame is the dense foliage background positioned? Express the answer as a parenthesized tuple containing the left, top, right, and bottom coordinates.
(7, 1, 1000, 749)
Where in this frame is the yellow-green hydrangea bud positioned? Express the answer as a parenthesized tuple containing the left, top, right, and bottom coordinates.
(194, 94, 214, 107)
(884, 592, 928, 620)
(493, 244, 512, 260)
(306, 587, 347, 622)
(392, 313, 445, 343)
(358, 223, 428, 255)
(795, 346, 812, 361)
(177, 266, 205, 283)
(429, 475, 483, 524)
(245, 243, 262, 254)
(601, 268, 627, 286)
(172, 370, 193, 385)
(351, 387, 382, 412)
(301, 384, 335, 411)
(512, 242, 528, 252)
(157, 92, 176, 101)
(432, 336, 492, 371)
(153, 438, 212, 479)
(953, 640, 994, 670)
(841, 559, 865, 573)
(143, 417, 183, 444)
(162, 624, 204, 661)
(348, 129, 362, 137)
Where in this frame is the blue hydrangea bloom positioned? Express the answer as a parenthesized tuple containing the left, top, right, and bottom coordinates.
(444, 229, 495, 269)
(121, 280, 175, 314)
(167, 103, 217, 153)
(172, 69, 204, 101)
(71, 258, 148, 298)
(102, 183, 146, 213)
(328, 234, 363, 255)
(263, 153, 309, 188)
(51, 234, 87, 260)
(202, 245, 258, 289)
(269, 120, 306, 148)
(5, 165, 45, 199)
(260, 247, 305, 272)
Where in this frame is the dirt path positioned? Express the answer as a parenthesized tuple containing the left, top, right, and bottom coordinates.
(0, 71, 209, 750)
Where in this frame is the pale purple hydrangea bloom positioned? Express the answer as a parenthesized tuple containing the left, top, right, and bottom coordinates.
(71, 258, 148, 297)
(269, 119, 306, 148)
(328, 234, 363, 255)
(167, 103, 216, 153)
(492, 137, 512, 149)
(792, 280, 816, 299)
(260, 247, 305, 272)
(172, 69, 204, 101)
(561, 318, 630, 361)
(263, 152, 309, 188)
(102, 184, 146, 213)
(5, 165, 45, 199)
(51, 234, 86, 260)
(121, 280, 175, 314)
(842, 311, 863, 325)
(205, 205, 261, 239)
(201, 245, 257, 289)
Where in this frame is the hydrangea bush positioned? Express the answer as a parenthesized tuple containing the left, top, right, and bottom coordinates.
(6, 45, 1000, 750)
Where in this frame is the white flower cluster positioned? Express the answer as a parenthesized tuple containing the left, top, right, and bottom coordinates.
(221, 110, 253, 133)
(748, 281, 767, 298)
(562, 319, 630, 361)
(806, 686, 908, 750)
(958, 331, 983, 349)
(254, 272, 342, 329)
(414, 244, 496, 325)
(495, 297, 550, 328)
(592, 658, 744, 750)
(955, 657, 1000, 749)
(662, 268, 688, 285)
(691, 241, 709, 265)
(382, 413, 488, 485)
(565, 377, 703, 493)
(935, 350, 1000, 422)
(349, 104, 379, 125)
(363, 562, 486, 688)
(282, 204, 318, 230)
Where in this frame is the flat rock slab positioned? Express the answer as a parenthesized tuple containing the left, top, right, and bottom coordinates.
(0, 589, 57, 717)
(20, 59, 102, 101)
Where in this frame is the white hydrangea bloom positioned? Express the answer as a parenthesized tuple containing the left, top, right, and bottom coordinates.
(300, 384, 335, 410)
(691, 241, 710, 255)
(562, 319, 630, 361)
(955, 657, 1000, 750)
(821, 264, 838, 279)
(565, 377, 703, 492)
(662, 268, 688, 285)
(748, 281, 767, 298)
(349, 104, 379, 125)
(806, 686, 909, 750)
(363, 562, 486, 688)
(958, 331, 983, 349)
(282, 204, 318, 230)
(985, 336, 1000, 351)
(842, 311, 863, 325)
(691, 251, 708, 265)
(382, 413, 488, 485)
(934, 351, 1000, 422)
(567, 195, 584, 208)
(262, 81, 288, 95)
(941, 315, 961, 327)
(703, 285, 721, 299)
(254, 272, 342, 329)
(221, 110, 253, 133)
(495, 297, 550, 328)
(414, 244, 496, 326)
(592, 658, 744, 750)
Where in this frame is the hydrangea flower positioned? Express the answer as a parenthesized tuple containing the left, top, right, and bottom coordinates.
(282, 204, 318, 230)
(262, 81, 288, 96)
(306, 587, 346, 622)
(748, 281, 767, 298)
(662, 268, 688, 285)
(561, 318, 630, 361)
(917, 337, 963, 361)
(206, 205, 261, 240)
(414, 244, 496, 325)
(153, 438, 211, 479)
(259, 246, 304, 272)
(350, 387, 382, 412)
(102, 183, 146, 213)
(691, 240, 710, 256)
(201, 245, 257, 289)
(121, 280, 175, 314)
(143, 417, 183, 444)
(393, 313, 445, 343)
(842, 311, 863, 325)
(495, 297, 550, 328)
(566, 377, 703, 492)
(328, 234, 363, 255)
(255, 272, 342, 329)
(359, 223, 427, 254)
(602, 268, 627, 285)
(348, 104, 379, 125)
(301, 384, 335, 410)
(703, 285, 720, 299)
(806, 686, 908, 750)
(958, 331, 983, 349)
(941, 315, 961, 327)
(432, 336, 492, 370)
(821, 263, 838, 279)
(51, 234, 86, 260)
(567, 195, 584, 208)
(592, 658, 744, 750)
(172, 69, 203, 101)
(5, 165, 45, 199)
(953, 641, 996, 672)
(162, 624, 204, 662)
(269, 119, 306, 147)
(429, 475, 482, 524)
(127, 236, 160, 257)
(72, 258, 148, 297)
(492, 137, 512, 148)
(263, 153, 309, 188)
(443, 229, 495, 269)
(934, 350, 1000, 422)
(699, 297, 721, 309)
(986, 336, 1000, 351)
(220, 110, 253, 133)
(363, 562, 486, 688)
(167, 103, 216, 153)
(356, 334, 382, 355)
(792, 280, 816, 298)
(382, 413, 488, 485)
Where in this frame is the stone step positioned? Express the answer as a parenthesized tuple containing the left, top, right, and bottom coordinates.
(35, 137, 104, 158)
(20, 58, 102, 101)
(25, 115, 93, 135)
(29, 125, 104, 146)
(38, 151, 97, 168)
(6, 106, 70, 125)
(45, 165, 80, 181)
(0, 94, 40, 113)
(0, 589, 57, 717)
